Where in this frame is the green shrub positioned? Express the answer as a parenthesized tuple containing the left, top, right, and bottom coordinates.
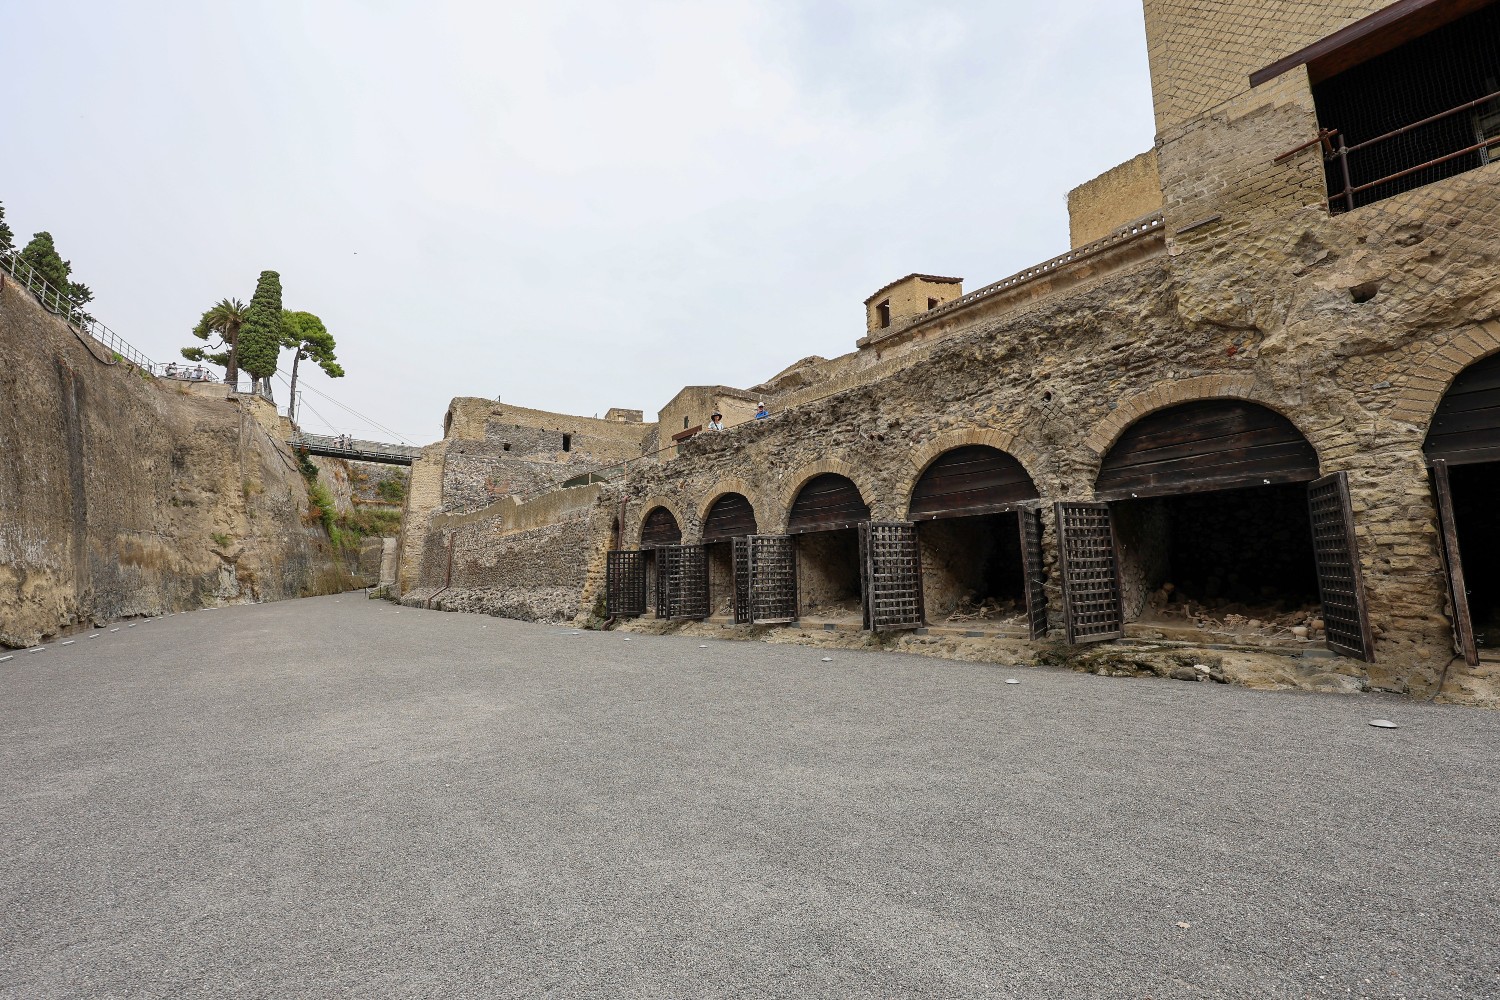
(211, 532, 232, 548)
(375, 477, 406, 503)
(307, 481, 336, 532)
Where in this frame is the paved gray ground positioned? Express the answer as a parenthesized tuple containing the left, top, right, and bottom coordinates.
(1, 596, 1497, 1000)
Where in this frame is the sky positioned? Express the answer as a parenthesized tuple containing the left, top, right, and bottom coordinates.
(0, 1, 1156, 445)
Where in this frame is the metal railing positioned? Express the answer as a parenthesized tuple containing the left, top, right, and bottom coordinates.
(1278, 89, 1500, 213)
(0, 248, 159, 372)
(290, 432, 424, 465)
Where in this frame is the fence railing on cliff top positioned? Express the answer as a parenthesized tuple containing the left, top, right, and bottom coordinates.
(0, 248, 160, 372)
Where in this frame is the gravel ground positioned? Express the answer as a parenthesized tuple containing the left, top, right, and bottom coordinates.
(1, 595, 1497, 999)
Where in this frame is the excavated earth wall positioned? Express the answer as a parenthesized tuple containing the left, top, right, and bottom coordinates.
(0, 276, 356, 646)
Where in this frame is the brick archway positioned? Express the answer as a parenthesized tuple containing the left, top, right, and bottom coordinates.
(694, 477, 766, 542)
(768, 458, 880, 533)
(1081, 375, 1335, 469)
(632, 497, 688, 548)
(1388, 320, 1500, 428)
(893, 428, 1048, 513)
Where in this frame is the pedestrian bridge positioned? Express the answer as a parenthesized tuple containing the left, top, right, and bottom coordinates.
(290, 433, 423, 466)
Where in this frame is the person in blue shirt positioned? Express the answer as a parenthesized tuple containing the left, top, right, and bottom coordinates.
(754, 402, 770, 420)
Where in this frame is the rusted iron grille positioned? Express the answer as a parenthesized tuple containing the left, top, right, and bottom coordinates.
(663, 544, 710, 620)
(1430, 461, 1479, 666)
(749, 535, 798, 624)
(860, 522, 924, 632)
(1307, 4, 1500, 212)
(1019, 505, 1050, 640)
(733, 537, 752, 624)
(654, 547, 672, 619)
(1055, 502, 1124, 644)
(606, 550, 647, 618)
(1307, 472, 1375, 662)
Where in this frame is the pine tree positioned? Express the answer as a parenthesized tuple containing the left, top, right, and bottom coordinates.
(0, 201, 14, 255)
(281, 310, 345, 424)
(237, 270, 284, 397)
(16, 231, 93, 316)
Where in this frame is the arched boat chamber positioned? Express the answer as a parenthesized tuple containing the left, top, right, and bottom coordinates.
(1113, 483, 1324, 647)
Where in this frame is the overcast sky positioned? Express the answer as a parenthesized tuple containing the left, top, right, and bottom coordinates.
(1, 1, 1155, 444)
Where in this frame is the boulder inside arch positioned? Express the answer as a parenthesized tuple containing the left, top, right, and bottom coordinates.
(1424, 351, 1500, 663)
(907, 446, 1046, 636)
(786, 474, 869, 624)
(1084, 399, 1339, 652)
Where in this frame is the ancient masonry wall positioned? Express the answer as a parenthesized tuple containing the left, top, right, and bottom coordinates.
(393, 4, 1500, 703)
(0, 277, 356, 646)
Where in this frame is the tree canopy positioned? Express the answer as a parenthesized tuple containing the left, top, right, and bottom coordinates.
(16, 231, 92, 308)
(282, 311, 344, 379)
(237, 270, 284, 390)
(181, 298, 249, 383)
(0, 202, 13, 255)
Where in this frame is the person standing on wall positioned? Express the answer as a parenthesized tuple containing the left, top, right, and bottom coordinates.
(754, 402, 770, 420)
(708, 411, 724, 431)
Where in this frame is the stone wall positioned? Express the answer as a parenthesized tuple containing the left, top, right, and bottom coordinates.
(0, 276, 355, 646)
(392, 1, 1500, 703)
(1068, 151, 1162, 248)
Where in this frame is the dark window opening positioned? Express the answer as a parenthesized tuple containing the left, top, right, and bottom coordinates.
(917, 513, 1026, 626)
(876, 300, 891, 328)
(562, 433, 572, 452)
(1313, 3, 1500, 212)
(1114, 484, 1323, 644)
(927, 297, 939, 310)
(503, 442, 511, 452)
(683, 416, 690, 429)
(1448, 461, 1500, 649)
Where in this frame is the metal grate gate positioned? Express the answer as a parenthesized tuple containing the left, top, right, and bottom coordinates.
(654, 547, 671, 619)
(662, 544, 710, 621)
(1018, 505, 1050, 640)
(859, 521, 924, 631)
(606, 550, 647, 618)
(1307, 472, 1375, 662)
(732, 537, 752, 624)
(1055, 502, 1124, 644)
(748, 535, 798, 624)
(1431, 461, 1478, 667)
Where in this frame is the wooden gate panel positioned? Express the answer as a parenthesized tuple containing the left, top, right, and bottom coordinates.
(606, 550, 647, 618)
(703, 493, 758, 542)
(787, 474, 871, 533)
(669, 544, 710, 621)
(749, 534, 798, 624)
(909, 446, 1039, 519)
(860, 521, 924, 632)
(1424, 352, 1500, 466)
(654, 546, 674, 619)
(733, 536, 752, 624)
(641, 506, 683, 548)
(1431, 461, 1479, 666)
(1055, 502, 1124, 644)
(1307, 472, 1375, 662)
(1018, 505, 1050, 640)
(1096, 400, 1319, 500)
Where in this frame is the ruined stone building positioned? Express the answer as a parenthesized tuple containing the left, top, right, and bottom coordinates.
(397, 0, 1500, 703)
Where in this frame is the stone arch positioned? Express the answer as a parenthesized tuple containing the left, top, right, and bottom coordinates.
(1080, 374, 1341, 475)
(1389, 320, 1500, 429)
(633, 497, 687, 548)
(695, 476, 764, 527)
(893, 428, 1048, 513)
(769, 458, 880, 533)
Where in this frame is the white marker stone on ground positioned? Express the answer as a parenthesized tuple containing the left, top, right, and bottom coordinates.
(0, 655, 11, 662)
(1006, 679, 1021, 685)
(1369, 719, 1400, 729)
(61, 640, 74, 646)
